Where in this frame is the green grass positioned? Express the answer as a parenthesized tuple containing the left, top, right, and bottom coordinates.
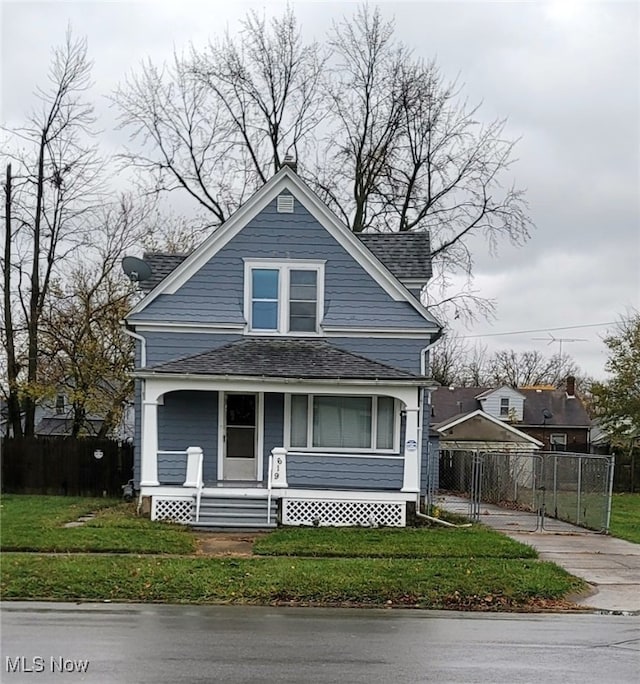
(253, 526, 537, 559)
(0, 553, 583, 610)
(609, 493, 640, 544)
(0, 495, 587, 610)
(0, 495, 197, 554)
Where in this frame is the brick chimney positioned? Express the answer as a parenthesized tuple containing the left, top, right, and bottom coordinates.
(566, 375, 576, 398)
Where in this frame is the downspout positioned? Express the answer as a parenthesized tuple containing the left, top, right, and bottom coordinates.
(122, 324, 146, 368)
(122, 324, 147, 511)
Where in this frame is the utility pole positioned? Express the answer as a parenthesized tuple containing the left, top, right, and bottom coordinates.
(3, 163, 23, 436)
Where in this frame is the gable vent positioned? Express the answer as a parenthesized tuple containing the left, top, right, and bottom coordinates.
(277, 195, 294, 213)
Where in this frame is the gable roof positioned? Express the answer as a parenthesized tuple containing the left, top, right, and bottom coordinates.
(139, 231, 433, 294)
(128, 166, 440, 328)
(139, 338, 424, 382)
(432, 386, 591, 427)
(434, 408, 543, 446)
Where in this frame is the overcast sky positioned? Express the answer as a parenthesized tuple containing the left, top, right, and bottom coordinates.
(2, 0, 638, 379)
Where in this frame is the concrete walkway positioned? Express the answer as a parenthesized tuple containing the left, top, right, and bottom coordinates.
(437, 495, 640, 613)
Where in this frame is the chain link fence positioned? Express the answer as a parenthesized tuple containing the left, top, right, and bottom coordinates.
(430, 449, 614, 533)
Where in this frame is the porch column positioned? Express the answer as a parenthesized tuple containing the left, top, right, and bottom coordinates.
(140, 399, 159, 486)
(401, 406, 420, 493)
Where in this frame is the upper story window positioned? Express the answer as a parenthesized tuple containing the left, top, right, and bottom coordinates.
(245, 260, 324, 334)
(550, 433, 567, 451)
(500, 397, 510, 417)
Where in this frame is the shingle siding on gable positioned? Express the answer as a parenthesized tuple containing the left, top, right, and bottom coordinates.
(130, 199, 430, 329)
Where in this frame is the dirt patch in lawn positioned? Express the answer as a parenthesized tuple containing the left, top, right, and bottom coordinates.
(193, 532, 267, 557)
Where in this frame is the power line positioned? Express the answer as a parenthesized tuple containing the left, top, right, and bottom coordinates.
(459, 321, 619, 339)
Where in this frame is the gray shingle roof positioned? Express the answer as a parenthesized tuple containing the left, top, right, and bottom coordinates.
(138, 232, 431, 293)
(431, 386, 591, 427)
(357, 232, 432, 280)
(140, 252, 188, 292)
(145, 338, 423, 381)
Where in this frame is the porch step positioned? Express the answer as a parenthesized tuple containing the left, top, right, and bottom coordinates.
(192, 495, 277, 530)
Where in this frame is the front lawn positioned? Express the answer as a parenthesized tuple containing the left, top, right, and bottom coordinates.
(0, 553, 582, 610)
(0, 495, 586, 610)
(0, 495, 197, 554)
(253, 525, 537, 559)
(609, 493, 640, 544)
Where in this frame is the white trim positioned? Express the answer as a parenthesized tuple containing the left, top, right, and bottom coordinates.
(132, 322, 245, 334)
(243, 259, 325, 335)
(127, 321, 438, 338)
(137, 374, 432, 395)
(127, 167, 441, 328)
(435, 409, 544, 447)
(218, 391, 265, 482)
(399, 278, 427, 288)
(283, 393, 402, 453)
(476, 386, 526, 400)
(140, 485, 414, 503)
(287, 451, 404, 460)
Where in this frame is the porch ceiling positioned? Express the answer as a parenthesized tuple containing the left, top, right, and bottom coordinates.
(137, 338, 427, 383)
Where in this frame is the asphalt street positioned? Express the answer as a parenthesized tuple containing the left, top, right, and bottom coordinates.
(1, 602, 638, 683)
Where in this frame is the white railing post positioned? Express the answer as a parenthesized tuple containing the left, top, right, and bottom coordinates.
(184, 446, 204, 522)
(267, 447, 288, 525)
(270, 447, 288, 488)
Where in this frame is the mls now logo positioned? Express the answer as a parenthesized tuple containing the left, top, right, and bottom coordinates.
(5, 656, 90, 674)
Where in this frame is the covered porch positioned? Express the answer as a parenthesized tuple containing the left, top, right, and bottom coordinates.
(134, 339, 431, 527)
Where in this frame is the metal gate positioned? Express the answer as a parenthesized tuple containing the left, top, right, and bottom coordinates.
(431, 449, 614, 533)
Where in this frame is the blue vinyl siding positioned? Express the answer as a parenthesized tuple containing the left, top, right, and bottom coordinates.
(262, 393, 285, 480)
(287, 454, 403, 490)
(157, 391, 218, 484)
(129, 199, 431, 330)
(330, 337, 429, 374)
(143, 332, 242, 367)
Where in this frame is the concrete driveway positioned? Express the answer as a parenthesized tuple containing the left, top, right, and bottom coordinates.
(438, 495, 640, 613)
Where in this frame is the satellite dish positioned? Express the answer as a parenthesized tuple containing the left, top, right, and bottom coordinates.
(122, 256, 152, 283)
(542, 409, 553, 421)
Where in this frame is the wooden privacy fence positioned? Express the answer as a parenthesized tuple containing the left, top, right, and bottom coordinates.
(1, 437, 134, 497)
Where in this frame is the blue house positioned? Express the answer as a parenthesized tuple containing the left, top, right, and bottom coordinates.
(125, 164, 442, 528)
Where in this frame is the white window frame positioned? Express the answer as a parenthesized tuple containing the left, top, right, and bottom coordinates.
(244, 259, 325, 335)
(499, 397, 510, 417)
(550, 433, 567, 451)
(284, 394, 400, 454)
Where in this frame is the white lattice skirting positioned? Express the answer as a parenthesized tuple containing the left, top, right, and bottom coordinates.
(152, 497, 193, 524)
(282, 498, 406, 527)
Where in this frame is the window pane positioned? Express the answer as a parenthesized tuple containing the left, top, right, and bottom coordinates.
(290, 395, 308, 447)
(252, 269, 279, 299)
(290, 301, 316, 316)
(252, 301, 278, 329)
(313, 396, 372, 448)
(290, 270, 317, 286)
(289, 316, 316, 332)
(376, 397, 394, 450)
(290, 284, 317, 300)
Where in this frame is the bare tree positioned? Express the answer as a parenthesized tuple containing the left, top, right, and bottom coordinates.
(485, 349, 580, 388)
(115, 7, 325, 226)
(114, 4, 532, 322)
(38, 196, 147, 437)
(1, 29, 102, 435)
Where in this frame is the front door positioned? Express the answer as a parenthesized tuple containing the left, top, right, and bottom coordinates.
(223, 393, 257, 480)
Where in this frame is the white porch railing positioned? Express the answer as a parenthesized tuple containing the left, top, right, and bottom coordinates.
(156, 447, 204, 522)
(184, 446, 204, 522)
